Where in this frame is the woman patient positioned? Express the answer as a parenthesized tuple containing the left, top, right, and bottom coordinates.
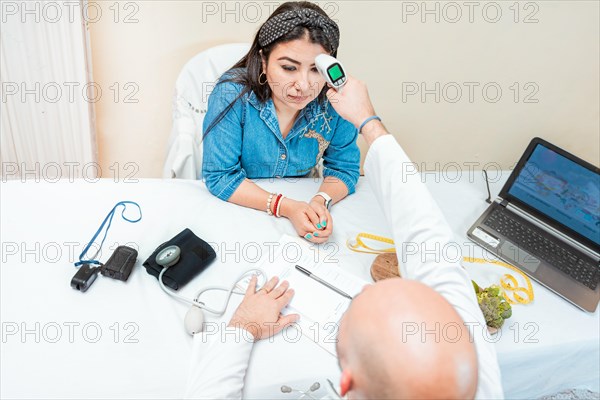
(202, 1, 360, 243)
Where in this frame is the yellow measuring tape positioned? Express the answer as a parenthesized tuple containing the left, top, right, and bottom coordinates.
(347, 233, 534, 305)
(346, 232, 396, 254)
(462, 257, 534, 305)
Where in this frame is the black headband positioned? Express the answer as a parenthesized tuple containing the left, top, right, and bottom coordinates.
(258, 8, 340, 52)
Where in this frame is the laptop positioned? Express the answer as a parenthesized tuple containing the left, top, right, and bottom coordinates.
(467, 137, 600, 312)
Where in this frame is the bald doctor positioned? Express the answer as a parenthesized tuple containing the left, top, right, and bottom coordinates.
(184, 76, 504, 399)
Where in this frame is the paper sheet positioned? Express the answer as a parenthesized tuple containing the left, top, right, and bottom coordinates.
(237, 235, 369, 356)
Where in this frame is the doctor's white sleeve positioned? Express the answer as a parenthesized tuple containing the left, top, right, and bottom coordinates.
(184, 327, 254, 399)
(363, 135, 504, 400)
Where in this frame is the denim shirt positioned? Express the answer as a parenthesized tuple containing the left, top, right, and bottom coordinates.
(202, 71, 360, 201)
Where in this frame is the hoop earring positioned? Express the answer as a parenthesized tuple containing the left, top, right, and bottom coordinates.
(259, 72, 268, 85)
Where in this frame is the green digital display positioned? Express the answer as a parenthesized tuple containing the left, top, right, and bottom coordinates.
(328, 64, 343, 81)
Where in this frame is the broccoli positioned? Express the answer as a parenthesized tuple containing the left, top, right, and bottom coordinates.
(472, 281, 513, 330)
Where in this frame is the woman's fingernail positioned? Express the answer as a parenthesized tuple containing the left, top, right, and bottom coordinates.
(305, 233, 313, 239)
(322, 221, 327, 228)
(314, 232, 319, 237)
(316, 223, 322, 229)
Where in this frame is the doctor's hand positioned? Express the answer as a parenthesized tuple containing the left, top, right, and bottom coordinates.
(228, 276, 299, 341)
(326, 76, 388, 146)
(279, 198, 331, 243)
(326, 76, 375, 128)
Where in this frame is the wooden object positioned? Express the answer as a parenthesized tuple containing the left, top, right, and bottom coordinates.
(370, 253, 401, 281)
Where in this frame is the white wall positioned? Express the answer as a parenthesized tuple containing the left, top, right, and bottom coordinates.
(88, 1, 600, 178)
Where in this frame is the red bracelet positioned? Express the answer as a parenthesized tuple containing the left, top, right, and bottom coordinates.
(275, 195, 285, 218)
(271, 194, 283, 217)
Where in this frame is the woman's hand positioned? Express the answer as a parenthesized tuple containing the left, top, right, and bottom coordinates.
(279, 198, 332, 243)
(308, 196, 333, 242)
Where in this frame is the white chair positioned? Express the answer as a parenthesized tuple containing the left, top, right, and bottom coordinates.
(163, 43, 250, 179)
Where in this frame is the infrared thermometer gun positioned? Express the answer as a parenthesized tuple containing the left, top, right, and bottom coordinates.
(315, 54, 347, 93)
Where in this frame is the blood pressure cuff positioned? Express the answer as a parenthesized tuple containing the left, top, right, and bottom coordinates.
(143, 228, 216, 290)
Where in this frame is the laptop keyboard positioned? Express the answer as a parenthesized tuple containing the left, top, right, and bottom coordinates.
(483, 207, 600, 290)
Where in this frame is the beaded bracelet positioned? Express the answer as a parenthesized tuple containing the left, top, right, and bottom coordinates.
(266, 193, 275, 216)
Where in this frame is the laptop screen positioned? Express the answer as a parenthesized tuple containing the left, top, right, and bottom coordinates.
(508, 143, 600, 247)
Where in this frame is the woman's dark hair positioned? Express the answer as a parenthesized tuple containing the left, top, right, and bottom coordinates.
(203, 1, 338, 138)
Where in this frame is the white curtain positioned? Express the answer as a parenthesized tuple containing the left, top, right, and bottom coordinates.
(1, 0, 96, 181)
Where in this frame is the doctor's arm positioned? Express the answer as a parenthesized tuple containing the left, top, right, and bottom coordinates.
(184, 276, 298, 399)
(326, 78, 482, 293)
(325, 78, 504, 399)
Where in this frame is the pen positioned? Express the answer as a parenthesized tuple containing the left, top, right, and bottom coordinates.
(295, 265, 353, 300)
